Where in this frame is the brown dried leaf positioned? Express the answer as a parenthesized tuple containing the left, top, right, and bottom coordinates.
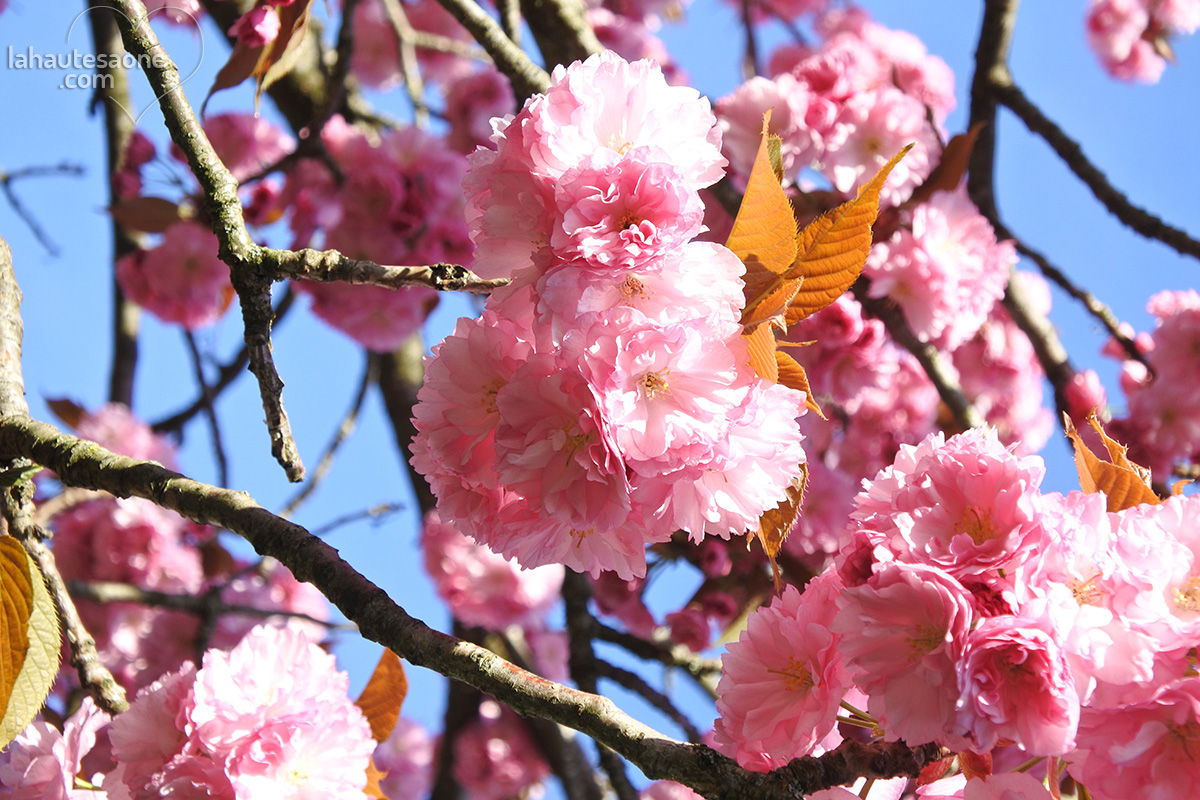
(905, 122, 986, 208)
(356, 649, 408, 743)
(755, 466, 807, 591)
(109, 196, 186, 234)
(1064, 412, 1160, 512)
(775, 350, 825, 419)
(727, 110, 800, 332)
(744, 323, 778, 382)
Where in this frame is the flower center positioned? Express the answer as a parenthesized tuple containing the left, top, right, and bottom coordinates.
(638, 370, 670, 400)
(956, 506, 998, 545)
(767, 657, 814, 692)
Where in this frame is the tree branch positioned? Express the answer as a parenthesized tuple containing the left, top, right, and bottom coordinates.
(989, 78, 1200, 262)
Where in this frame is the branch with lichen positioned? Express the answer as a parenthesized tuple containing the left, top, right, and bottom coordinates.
(0, 235, 129, 715)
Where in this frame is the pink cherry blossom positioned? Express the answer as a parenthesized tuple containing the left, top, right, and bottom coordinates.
(111, 625, 374, 799)
(551, 149, 705, 270)
(116, 220, 234, 330)
(190, 113, 294, 183)
(955, 615, 1079, 755)
(229, 5, 280, 48)
(865, 186, 1014, 350)
(714, 574, 849, 771)
(453, 699, 550, 800)
(640, 780, 704, 800)
(211, 560, 331, 650)
(1086, 0, 1167, 82)
(492, 353, 630, 532)
(0, 697, 111, 799)
(1069, 677, 1200, 800)
(374, 718, 434, 800)
(293, 281, 439, 353)
(832, 561, 975, 747)
(421, 510, 563, 630)
(444, 67, 516, 154)
(716, 74, 822, 180)
(851, 427, 1046, 579)
(821, 85, 937, 206)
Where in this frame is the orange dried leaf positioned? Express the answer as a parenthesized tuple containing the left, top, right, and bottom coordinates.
(0, 537, 32, 738)
(744, 323, 779, 382)
(1064, 413, 1160, 512)
(905, 123, 986, 208)
(727, 110, 799, 329)
(775, 350, 825, 419)
(355, 649, 408, 743)
(0, 536, 59, 749)
(784, 144, 913, 327)
(363, 757, 390, 800)
(755, 466, 807, 591)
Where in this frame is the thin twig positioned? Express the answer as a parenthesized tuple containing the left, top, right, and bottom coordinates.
(375, 341, 439, 515)
(87, 0, 143, 408)
(280, 354, 376, 518)
(184, 331, 230, 488)
(381, 0, 433, 126)
(308, 503, 404, 538)
(66, 578, 347, 631)
(564, 573, 640, 800)
(1001, 222, 1150, 373)
(851, 279, 985, 431)
(591, 621, 722, 698)
(152, 288, 295, 435)
(0, 162, 86, 257)
(739, 0, 761, 79)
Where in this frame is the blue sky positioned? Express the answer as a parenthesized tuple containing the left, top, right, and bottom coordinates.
(1, 0, 1197, 790)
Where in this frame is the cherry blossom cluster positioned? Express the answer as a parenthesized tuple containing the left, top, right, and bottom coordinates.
(114, 113, 293, 330)
(411, 51, 808, 580)
(715, 425, 1200, 799)
(685, 5, 1049, 573)
(1086, 0, 1200, 82)
(47, 403, 329, 693)
(716, 6, 951, 204)
(1106, 289, 1200, 480)
(279, 115, 473, 351)
(0, 625, 381, 799)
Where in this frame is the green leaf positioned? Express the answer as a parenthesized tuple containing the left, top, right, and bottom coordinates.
(0, 536, 60, 749)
